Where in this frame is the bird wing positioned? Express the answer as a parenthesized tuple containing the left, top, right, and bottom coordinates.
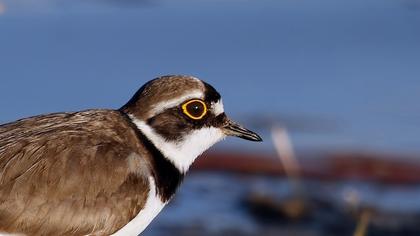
(0, 111, 151, 235)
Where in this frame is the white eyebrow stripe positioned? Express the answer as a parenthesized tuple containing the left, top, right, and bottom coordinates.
(150, 90, 204, 116)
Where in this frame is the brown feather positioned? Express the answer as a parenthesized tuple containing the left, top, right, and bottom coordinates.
(0, 110, 153, 235)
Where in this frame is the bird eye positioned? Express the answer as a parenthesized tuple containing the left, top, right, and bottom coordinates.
(181, 99, 207, 120)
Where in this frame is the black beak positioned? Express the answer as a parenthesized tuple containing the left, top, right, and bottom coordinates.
(222, 119, 263, 142)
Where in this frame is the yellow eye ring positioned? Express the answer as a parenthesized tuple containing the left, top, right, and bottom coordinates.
(181, 99, 208, 120)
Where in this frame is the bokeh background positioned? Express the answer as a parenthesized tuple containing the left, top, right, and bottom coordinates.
(1, 0, 420, 235)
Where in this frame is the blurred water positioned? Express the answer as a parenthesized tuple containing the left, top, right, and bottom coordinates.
(143, 173, 420, 236)
(1, 0, 420, 154)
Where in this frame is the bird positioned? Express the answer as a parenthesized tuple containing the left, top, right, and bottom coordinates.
(0, 75, 262, 235)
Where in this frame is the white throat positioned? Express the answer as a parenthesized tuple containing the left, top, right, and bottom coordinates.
(129, 115, 225, 173)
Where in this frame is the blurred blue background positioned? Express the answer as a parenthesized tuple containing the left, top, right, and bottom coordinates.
(1, 1, 420, 235)
(1, 0, 420, 154)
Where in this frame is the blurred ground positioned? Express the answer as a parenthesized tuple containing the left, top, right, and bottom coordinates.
(144, 152, 420, 236)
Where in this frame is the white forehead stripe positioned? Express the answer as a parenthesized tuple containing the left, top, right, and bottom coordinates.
(212, 99, 224, 116)
(189, 76, 201, 82)
(150, 90, 203, 116)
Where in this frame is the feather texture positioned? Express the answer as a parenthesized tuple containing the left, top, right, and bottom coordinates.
(0, 110, 151, 235)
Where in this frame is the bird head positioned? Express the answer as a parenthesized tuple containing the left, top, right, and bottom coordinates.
(120, 75, 262, 172)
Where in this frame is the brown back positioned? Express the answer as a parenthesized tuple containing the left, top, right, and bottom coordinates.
(0, 110, 151, 235)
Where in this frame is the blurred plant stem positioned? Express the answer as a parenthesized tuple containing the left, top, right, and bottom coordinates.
(354, 210, 371, 236)
(271, 126, 304, 197)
